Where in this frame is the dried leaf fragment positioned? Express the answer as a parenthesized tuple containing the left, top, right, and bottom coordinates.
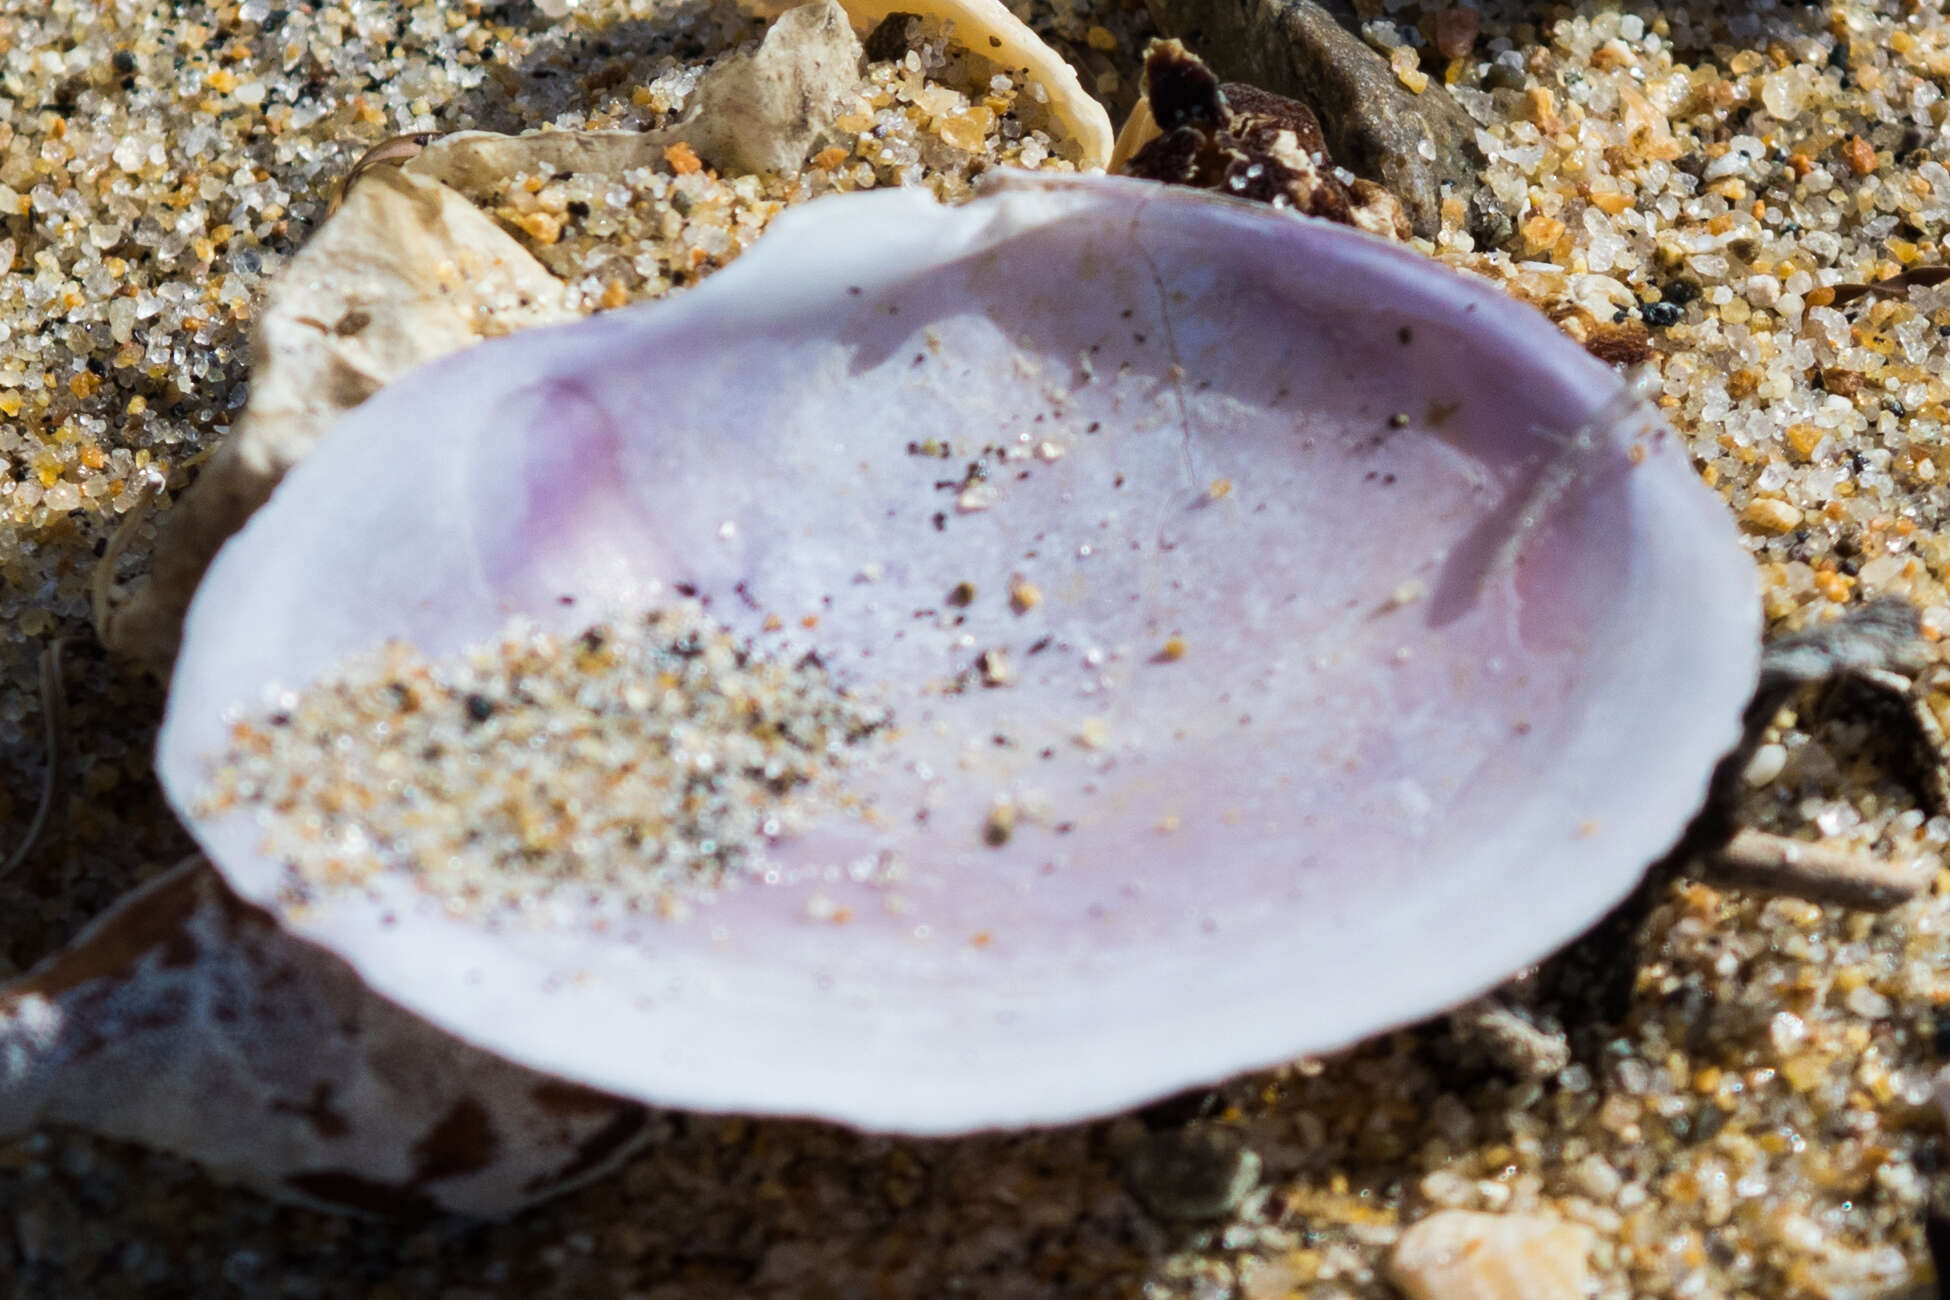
(1825, 263, 1950, 307)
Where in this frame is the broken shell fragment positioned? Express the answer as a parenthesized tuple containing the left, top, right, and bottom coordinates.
(159, 174, 1757, 1134)
(840, 0, 1113, 169)
(669, 0, 865, 176)
(0, 860, 649, 1216)
(100, 157, 577, 671)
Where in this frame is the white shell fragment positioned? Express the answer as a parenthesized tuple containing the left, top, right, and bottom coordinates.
(160, 174, 1758, 1135)
(1107, 92, 1159, 174)
(685, 0, 866, 175)
(840, 0, 1113, 168)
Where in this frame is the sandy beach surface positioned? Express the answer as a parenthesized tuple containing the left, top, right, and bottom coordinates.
(5, 0, 1950, 1295)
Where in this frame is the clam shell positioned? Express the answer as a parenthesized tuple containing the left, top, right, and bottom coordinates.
(159, 174, 1757, 1133)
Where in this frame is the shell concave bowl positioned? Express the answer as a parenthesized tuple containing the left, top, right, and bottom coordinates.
(160, 174, 1758, 1133)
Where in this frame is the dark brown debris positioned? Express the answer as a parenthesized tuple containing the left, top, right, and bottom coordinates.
(1143, 0, 1503, 240)
(1123, 40, 1410, 240)
(862, 11, 922, 63)
(1579, 319, 1656, 368)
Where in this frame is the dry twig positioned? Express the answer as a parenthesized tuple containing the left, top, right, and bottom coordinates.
(1, 638, 73, 882)
(1703, 828, 1934, 911)
(90, 478, 159, 645)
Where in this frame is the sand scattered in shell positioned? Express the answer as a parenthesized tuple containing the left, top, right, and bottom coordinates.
(201, 607, 887, 918)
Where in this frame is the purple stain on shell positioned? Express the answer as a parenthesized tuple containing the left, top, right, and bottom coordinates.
(158, 174, 1758, 1133)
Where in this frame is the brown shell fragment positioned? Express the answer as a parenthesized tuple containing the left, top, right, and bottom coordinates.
(1120, 41, 1410, 241)
(0, 860, 651, 1217)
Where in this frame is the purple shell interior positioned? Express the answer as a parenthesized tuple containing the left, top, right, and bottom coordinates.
(159, 175, 1758, 1132)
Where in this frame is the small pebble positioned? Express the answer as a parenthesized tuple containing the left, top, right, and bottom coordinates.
(1118, 1125, 1263, 1222)
(1743, 742, 1789, 787)
(1388, 1211, 1594, 1300)
(1741, 498, 1805, 535)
